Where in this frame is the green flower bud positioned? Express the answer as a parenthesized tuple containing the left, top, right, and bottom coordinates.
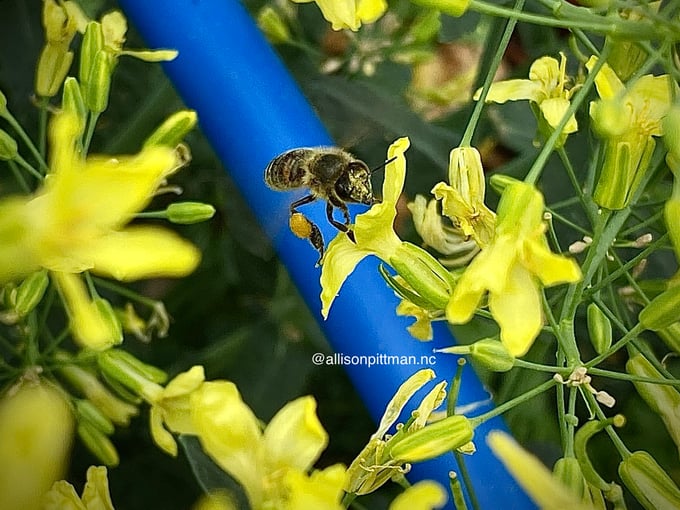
(104, 348, 168, 385)
(437, 338, 514, 372)
(586, 303, 612, 354)
(639, 284, 680, 331)
(390, 242, 453, 309)
(489, 173, 521, 195)
(79, 22, 104, 93)
(594, 137, 656, 210)
(553, 457, 586, 500)
(83, 50, 114, 113)
(387, 415, 473, 462)
(407, 9, 441, 44)
(94, 297, 123, 345)
(657, 322, 680, 355)
(143, 110, 198, 148)
(0, 129, 18, 161)
(663, 105, 680, 165)
(14, 270, 49, 318)
(257, 6, 291, 44)
(0, 89, 7, 117)
(166, 202, 216, 224)
(75, 399, 115, 435)
(626, 353, 680, 457)
(665, 198, 680, 256)
(77, 422, 119, 467)
(410, 0, 471, 18)
(61, 77, 87, 135)
(35, 45, 74, 97)
(619, 451, 680, 510)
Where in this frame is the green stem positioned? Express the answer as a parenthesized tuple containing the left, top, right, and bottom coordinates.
(8, 160, 31, 192)
(2, 111, 49, 173)
(83, 111, 100, 154)
(460, 0, 525, 146)
(13, 153, 44, 181)
(38, 97, 49, 159)
(468, 0, 667, 39)
(454, 450, 481, 510)
(471, 378, 556, 426)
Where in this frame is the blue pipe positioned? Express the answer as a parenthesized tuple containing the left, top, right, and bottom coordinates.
(117, 1, 534, 508)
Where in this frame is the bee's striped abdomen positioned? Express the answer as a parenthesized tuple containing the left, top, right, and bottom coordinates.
(264, 149, 311, 190)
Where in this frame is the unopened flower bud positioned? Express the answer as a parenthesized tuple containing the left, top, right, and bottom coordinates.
(619, 450, 680, 509)
(14, 270, 49, 318)
(626, 353, 680, 457)
(665, 198, 680, 256)
(75, 399, 115, 435)
(390, 242, 454, 309)
(639, 284, 680, 331)
(257, 6, 291, 44)
(35, 44, 74, 98)
(144, 110, 198, 148)
(97, 349, 166, 402)
(489, 173, 521, 195)
(663, 105, 680, 164)
(166, 202, 216, 224)
(553, 457, 586, 500)
(587, 303, 612, 354)
(77, 422, 119, 467)
(0, 90, 7, 117)
(388, 415, 473, 462)
(437, 338, 514, 372)
(0, 129, 17, 161)
(61, 77, 87, 134)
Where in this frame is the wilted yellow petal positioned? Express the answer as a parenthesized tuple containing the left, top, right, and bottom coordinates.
(528, 56, 561, 94)
(263, 396, 328, 473)
(540, 97, 577, 133)
(43, 480, 85, 510)
(149, 405, 178, 456)
(375, 368, 435, 438)
(81, 466, 115, 510)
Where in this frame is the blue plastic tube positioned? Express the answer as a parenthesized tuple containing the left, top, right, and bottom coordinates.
(117, 1, 534, 508)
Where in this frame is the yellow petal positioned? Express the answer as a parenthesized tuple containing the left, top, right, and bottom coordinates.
(528, 56, 560, 93)
(81, 466, 115, 510)
(43, 481, 84, 510)
(149, 405, 178, 456)
(383, 137, 410, 205)
(489, 265, 542, 356)
(162, 366, 205, 399)
(308, 0, 360, 30)
(523, 238, 581, 286)
(375, 368, 435, 438)
(628, 74, 674, 135)
(389, 480, 447, 510)
(0, 197, 40, 283)
(285, 464, 346, 510)
(487, 431, 592, 510)
(191, 382, 264, 508)
(586, 56, 624, 100)
(540, 97, 578, 133)
(83, 226, 201, 281)
(357, 0, 387, 23)
(263, 396, 328, 473)
(474, 79, 543, 103)
(53, 272, 119, 350)
(0, 381, 74, 510)
(320, 233, 371, 318)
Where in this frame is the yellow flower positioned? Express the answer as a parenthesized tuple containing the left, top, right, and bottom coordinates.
(191, 382, 332, 509)
(475, 53, 578, 146)
(149, 366, 206, 457)
(487, 431, 595, 510)
(0, 378, 74, 510)
(43, 466, 115, 510)
(431, 146, 496, 248)
(320, 137, 409, 317)
(446, 182, 581, 356)
(291, 0, 387, 31)
(587, 56, 674, 209)
(0, 113, 200, 348)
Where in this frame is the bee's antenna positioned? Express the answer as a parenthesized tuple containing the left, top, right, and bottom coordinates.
(371, 156, 397, 175)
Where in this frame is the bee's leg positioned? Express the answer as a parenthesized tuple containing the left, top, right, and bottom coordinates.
(290, 212, 325, 266)
(326, 202, 357, 244)
(290, 193, 317, 214)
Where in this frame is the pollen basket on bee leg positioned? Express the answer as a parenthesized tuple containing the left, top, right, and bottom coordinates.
(290, 212, 313, 239)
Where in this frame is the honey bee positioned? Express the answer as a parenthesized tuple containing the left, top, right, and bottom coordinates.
(265, 147, 376, 264)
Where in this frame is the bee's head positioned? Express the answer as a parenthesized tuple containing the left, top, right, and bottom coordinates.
(335, 160, 373, 205)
